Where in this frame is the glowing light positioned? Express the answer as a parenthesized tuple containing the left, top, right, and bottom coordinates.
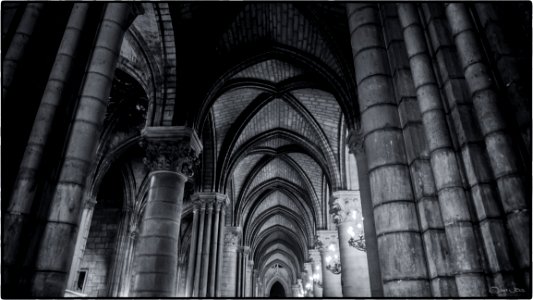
(357, 223, 363, 229)
(326, 256, 332, 263)
(328, 244, 336, 252)
(351, 210, 357, 220)
(347, 226, 355, 237)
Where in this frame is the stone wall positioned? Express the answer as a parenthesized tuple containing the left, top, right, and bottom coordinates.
(79, 207, 121, 297)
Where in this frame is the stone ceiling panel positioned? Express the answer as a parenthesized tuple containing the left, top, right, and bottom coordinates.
(212, 88, 263, 154)
(291, 89, 342, 157)
(234, 98, 321, 152)
(232, 153, 264, 199)
(245, 157, 306, 198)
(232, 59, 304, 83)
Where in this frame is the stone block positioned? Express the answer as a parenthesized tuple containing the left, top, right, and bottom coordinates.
(369, 165, 414, 206)
(373, 201, 420, 235)
(358, 74, 396, 111)
(365, 130, 407, 170)
(417, 197, 443, 230)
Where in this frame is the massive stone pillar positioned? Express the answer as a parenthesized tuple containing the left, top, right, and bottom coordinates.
(3, 4, 90, 290)
(378, 5, 457, 296)
(188, 192, 228, 297)
(445, 3, 530, 286)
(220, 227, 241, 297)
(240, 246, 251, 296)
(2, 3, 44, 98)
(346, 3, 430, 296)
(397, 4, 487, 296)
(316, 230, 342, 297)
(131, 127, 202, 297)
(308, 250, 323, 298)
(419, 3, 521, 296)
(474, 3, 531, 154)
(292, 284, 300, 297)
(330, 190, 371, 297)
(29, 4, 141, 296)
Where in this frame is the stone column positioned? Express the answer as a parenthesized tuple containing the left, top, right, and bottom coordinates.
(346, 3, 430, 296)
(29, 4, 141, 296)
(245, 260, 254, 296)
(292, 284, 300, 297)
(241, 246, 250, 296)
(2, 3, 44, 98)
(316, 230, 342, 297)
(309, 250, 323, 298)
(189, 192, 228, 297)
(397, 4, 486, 296)
(347, 130, 384, 296)
(215, 206, 227, 296)
(185, 203, 200, 297)
(199, 201, 214, 297)
(192, 201, 206, 297)
(474, 3, 531, 154)
(3, 4, 90, 290)
(208, 198, 222, 296)
(221, 227, 241, 297)
(330, 190, 371, 297)
(107, 208, 133, 296)
(445, 3, 530, 285)
(131, 127, 202, 297)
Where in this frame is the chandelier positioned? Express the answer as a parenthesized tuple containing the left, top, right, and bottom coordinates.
(347, 225, 366, 252)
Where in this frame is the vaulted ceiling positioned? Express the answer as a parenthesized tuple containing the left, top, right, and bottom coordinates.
(171, 3, 356, 286)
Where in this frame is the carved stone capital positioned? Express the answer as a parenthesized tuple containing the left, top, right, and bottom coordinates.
(330, 190, 362, 225)
(314, 230, 338, 254)
(224, 226, 242, 252)
(140, 126, 202, 176)
(241, 245, 251, 255)
(347, 127, 364, 155)
(308, 249, 321, 264)
(191, 192, 229, 211)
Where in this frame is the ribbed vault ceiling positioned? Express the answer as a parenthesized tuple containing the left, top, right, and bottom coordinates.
(191, 2, 351, 288)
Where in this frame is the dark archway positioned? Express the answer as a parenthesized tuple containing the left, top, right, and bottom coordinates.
(269, 281, 286, 298)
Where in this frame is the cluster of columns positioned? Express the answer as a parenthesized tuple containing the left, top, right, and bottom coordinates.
(346, 2, 530, 297)
(186, 192, 228, 297)
(2, 3, 142, 297)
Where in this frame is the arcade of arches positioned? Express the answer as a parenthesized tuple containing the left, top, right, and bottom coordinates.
(2, 2, 531, 298)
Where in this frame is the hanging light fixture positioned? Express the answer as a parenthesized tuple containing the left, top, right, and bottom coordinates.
(347, 225, 366, 252)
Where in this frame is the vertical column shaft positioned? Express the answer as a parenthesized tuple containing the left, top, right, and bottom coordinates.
(215, 208, 226, 296)
(349, 140, 384, 296)
(220, 227, 240, 297)
(185, 205, 199, 296)
(398, 3, 486, 296)
(131, 171, 187, 297)
(2, 3, 44, 97)
(199, 202, 214, 297)
(3, 4, 89, 288)
(29, 4, 139, 296)
(445, 3, 530, 283)
(474, 3, 531, 154)
(208, 204, 221, 296)
(319, 249, 342, 297)
(347, 3, 430, 296)
(192, 203, 206, 296)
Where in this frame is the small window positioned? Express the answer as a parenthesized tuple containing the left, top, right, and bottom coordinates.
(76, 269, 88, 292)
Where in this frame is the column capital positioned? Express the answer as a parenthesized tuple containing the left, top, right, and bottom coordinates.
(224, 226, 242, 252)
(140, 126, 202, 175)
(191, 192, 229, 208)
(330, 190, 362, 225)
(308, 249, 321, 263)
(314, 230, 339, 253)
(347, 127, 364, 155)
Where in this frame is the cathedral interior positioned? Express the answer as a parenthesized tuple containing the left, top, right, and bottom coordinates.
(1, 2, 531, 298)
